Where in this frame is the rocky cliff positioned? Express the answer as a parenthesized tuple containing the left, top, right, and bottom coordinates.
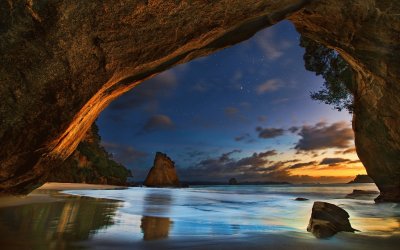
(47, 124, 132, 185)
(0, 0, 399, 201)
(144, 152, 180, 187)
(348, 175, 374, 184)
(289, 0, 400, 202)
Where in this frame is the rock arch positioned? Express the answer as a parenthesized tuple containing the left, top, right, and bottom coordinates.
(0, 0, 399, 201)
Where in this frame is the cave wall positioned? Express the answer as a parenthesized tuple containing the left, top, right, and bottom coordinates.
(0, 0, 399, 200)
(0, 0, 311, 193)
(289, 0, 400, 202)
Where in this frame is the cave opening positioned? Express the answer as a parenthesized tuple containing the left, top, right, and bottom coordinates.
(88, 21, 366, 185)
(1, 1, 398, 202)
(1, 2, 400, 248)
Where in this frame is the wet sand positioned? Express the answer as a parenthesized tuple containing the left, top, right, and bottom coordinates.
(0, 183, 399, 250)
(0, 182, 126, 208)
(82, 232, 400, 250)
(37, 182, 127, 191)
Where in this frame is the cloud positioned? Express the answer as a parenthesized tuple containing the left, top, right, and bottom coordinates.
(294, 121, 354, 152)
(288, 161, 318, 170)
(192, 82, 209, 92)
(223, 106, 248, 122)
(272, 98, 290, 104)
(141, 114, 175, 133)
(256, 126, 285, 139)
(254, 28, 292, 60)
(258, 115, 268, 122)
(288, 126, 299, 133)
(256, 79, 282, 95)
(180, 149, 354, 183)
(110, 71, 177, 112)
(231, 70, 243, 83)
(235, 150, 277, 167)
(239, 102, 251, 109)
(234, 133, 255, 143)
(224, 107, 239, 117)
(335, 147, 356, 155)
(181, 149, 277, 180)
(319, 157, 351, 166)
(102, 142, 148, 165)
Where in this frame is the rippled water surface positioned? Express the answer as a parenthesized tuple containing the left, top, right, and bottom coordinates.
(0, 184, 399, 249)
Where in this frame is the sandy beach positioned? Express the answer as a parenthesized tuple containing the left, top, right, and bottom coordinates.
(0, 183, 399, 250)
(37, 182, 127, 191)
(0, 182, 126, 208)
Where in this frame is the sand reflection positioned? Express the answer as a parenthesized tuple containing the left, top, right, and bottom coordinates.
(0, 193, 121, 249)
(141, 216, 172, 240)
(140, 190, 173, 240)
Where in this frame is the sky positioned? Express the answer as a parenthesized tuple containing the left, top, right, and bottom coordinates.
(97, 20, 366, 183)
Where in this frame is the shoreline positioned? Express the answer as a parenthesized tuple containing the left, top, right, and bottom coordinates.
(37, 182, 128, 191)
(0, 182, 127, 208)
(0, 183, 399, 249)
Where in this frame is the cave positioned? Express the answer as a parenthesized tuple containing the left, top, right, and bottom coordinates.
(0, 0, 399, 202)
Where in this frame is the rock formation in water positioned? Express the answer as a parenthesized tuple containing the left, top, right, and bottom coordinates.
(345, 189, 379, 199)
(307, 201, 356, 238)
(144, 152, 180, 187)
(0, 1, 399, 201)
(295, 197, 309, 201)
(348, 175, 374, 184)
(228, 178, 238, 185)
(47, 124, 132, 185)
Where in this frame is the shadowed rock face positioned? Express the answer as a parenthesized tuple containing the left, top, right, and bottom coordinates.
(289, 0, 400, 202)
(144, 152, 180, 187)
(0, 1, 399, 200)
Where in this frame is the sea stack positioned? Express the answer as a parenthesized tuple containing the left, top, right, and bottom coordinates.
(144, 152, 180, 187)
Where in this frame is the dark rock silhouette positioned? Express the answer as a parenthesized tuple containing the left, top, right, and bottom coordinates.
(0, 1, 399, 201)
(348, 175, 374, 184)
(144, 152, 180, 187)
(228, 178, 238, 185)
(295, 197, 309, 201)
(307, 202, 356, 238)
(346, 189, 379, 199)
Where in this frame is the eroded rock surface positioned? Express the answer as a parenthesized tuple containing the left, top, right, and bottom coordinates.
(0, 0, 311, 194)
(0, 0, 399, 199)
(307, 201, 356, 238)
(144, 152, 180, 187)
(290, 0, 400, 202)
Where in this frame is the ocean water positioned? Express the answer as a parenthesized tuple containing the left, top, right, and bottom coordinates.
(0, 183, 399, 249)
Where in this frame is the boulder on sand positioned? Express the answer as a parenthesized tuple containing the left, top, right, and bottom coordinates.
(144, 152, 180, 187)
(307, 201, 357, 238)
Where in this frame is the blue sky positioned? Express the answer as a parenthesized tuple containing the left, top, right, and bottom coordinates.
(97, 20, 363, 183)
